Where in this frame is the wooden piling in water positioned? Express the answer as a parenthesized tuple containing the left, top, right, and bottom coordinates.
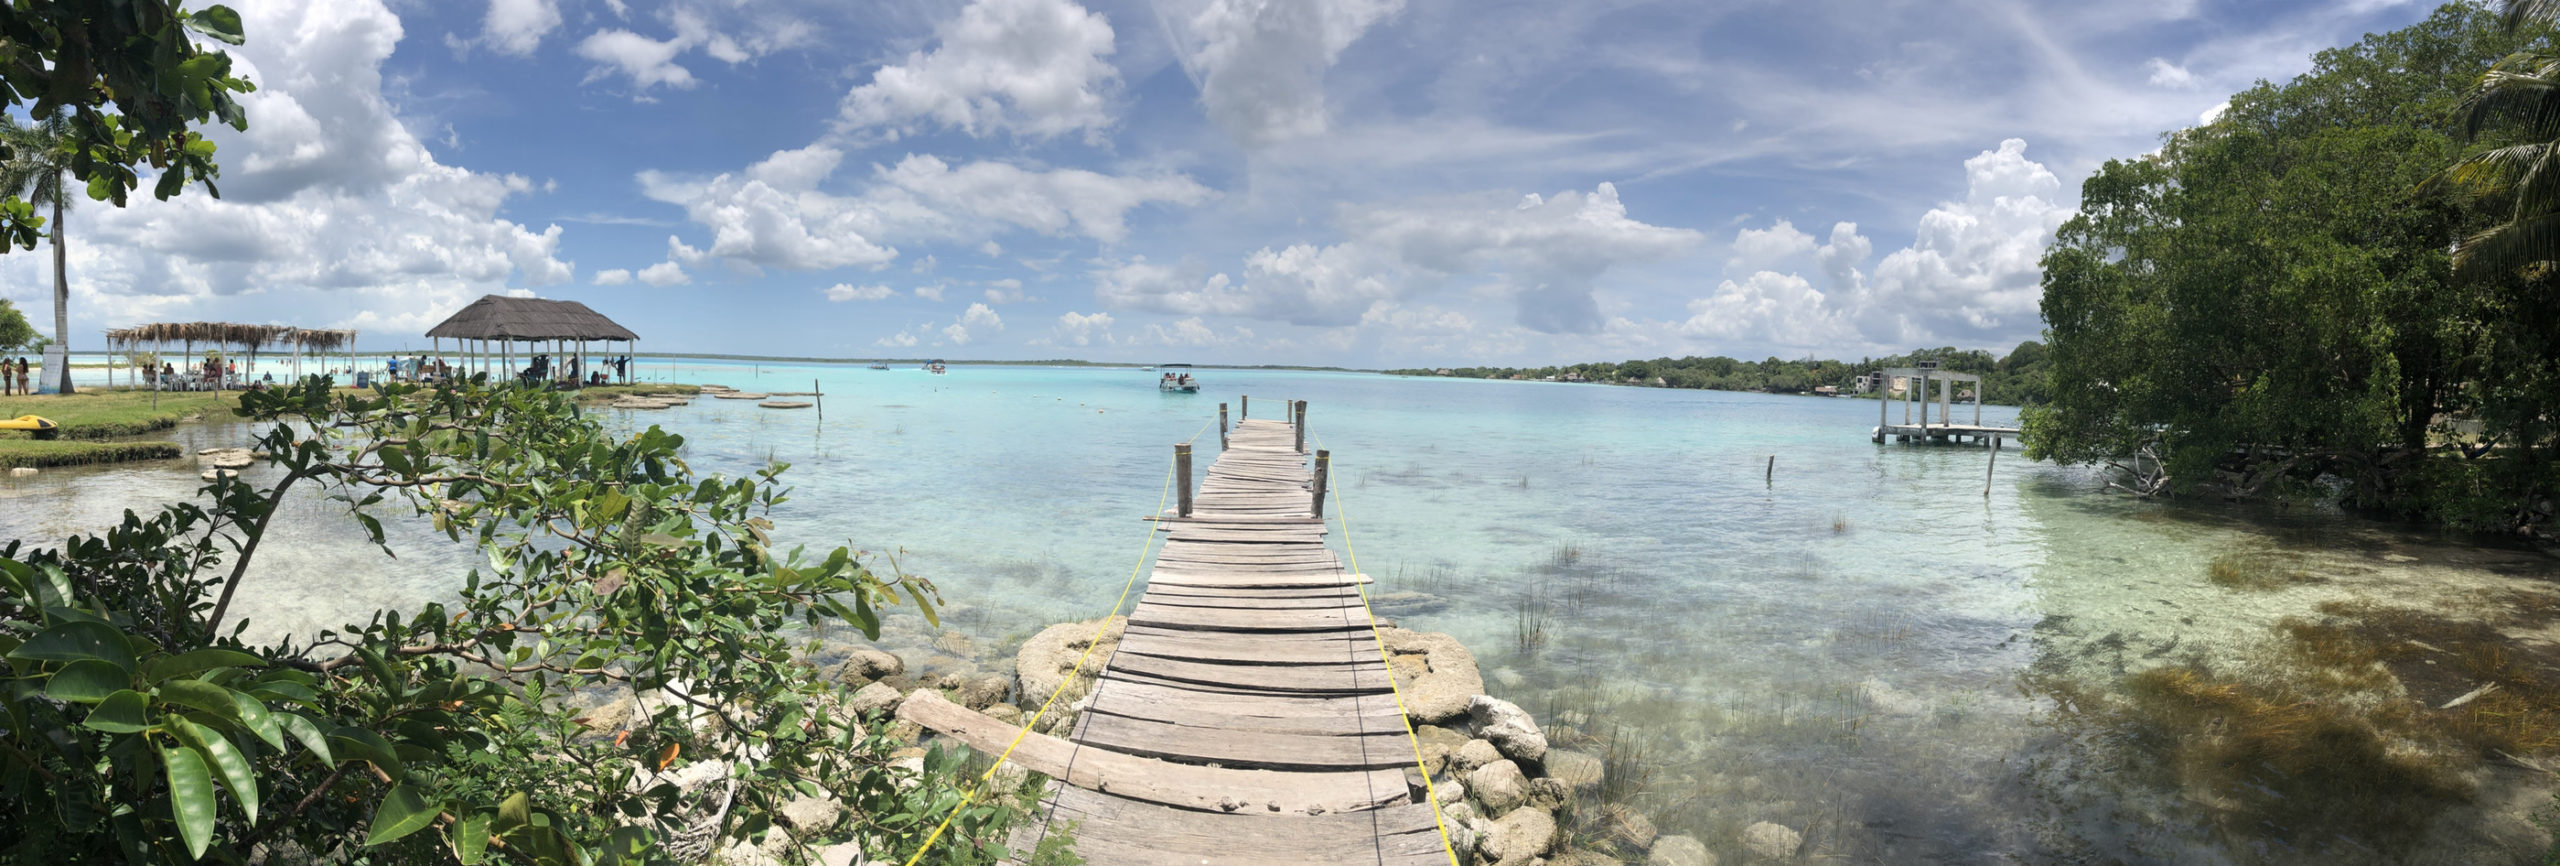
(1312, 449, 1330, 519)
(1766, 455, 1774, 486)
(1176, 443, 1194, 518)
(1240, 395, 1248, 419)
(1219, 403, 1229, 450)
(1294, 401, 1307, 453)
(1985, 436, 1999, 497)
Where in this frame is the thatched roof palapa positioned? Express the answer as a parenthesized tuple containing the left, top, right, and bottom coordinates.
(425, 295, 639, 343)
(104, 323, 359, 352)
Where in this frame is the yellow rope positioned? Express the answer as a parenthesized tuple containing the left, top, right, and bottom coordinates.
(1322, 438, 1465, 866)
(899, 452, 1174, 865)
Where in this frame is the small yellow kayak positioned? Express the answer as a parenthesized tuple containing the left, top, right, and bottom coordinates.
(0, 415, 56, 438)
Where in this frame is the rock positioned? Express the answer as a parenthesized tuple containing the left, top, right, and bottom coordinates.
(816, 842, 864, 866)
(1552, 852, 1627, 866)
(983, 703, 1023, 725)
(7, 466, 34, 477)
(1454, 738, 1503, 773)
(1470, 695, 1549, 765)
(1545, 749, 1604, 791)
(1432, 777, 1466, 808)
(933, 631, 977, 658)
(1647, 835, 1714, 866)
(1440, 801, 1485, 857)
(576, 694, 636, 735)
(1467, 759, 1530, 816)
(1416, 724, 1470, 776)
(1526, 777, 1569, 812)
(1739, 822, 1801, 862)
(1371, 590, 1448, 616)
(844, 681, 902, 718)
(1379, 629, 1484, 724)
(196, 447, 254, 469)
(656, 758, 731, 796)
(1015, 617, 1125, 701)
(1607, 808, 1658, 851)
(832, 648, 906, 684)
(778, 795, 842, 832)
(1477, 805, 1557, 865)
(953, 674, 1009, 711)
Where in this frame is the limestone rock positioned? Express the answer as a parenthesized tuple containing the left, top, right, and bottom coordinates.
(816, 842, 864, 866)
(831, 648, 906, 685)
(844, 681, 902, 718)
(1477, 805, 1557, 865)
(1739, 822, 1801, 862)
(984, 703, 1023, 725)
(1380, 628, 1484, 724)
(1015, 617, 1125, 701)
(779, 795, 842, 832)
(1647, 835, 1714, 866)
(1416, 724, 1470, 776)
(1545, 749, 1604, 791)
(1526, 777, 1569, 812)
(1607, 808, 1658, 852)
(953, 674, 1008, 711)
(1454, 738, 1503, 773)
(8, 466, 34, 477)
(576, 694, 636, 735)
(1467, 759, 1529, 816)
(1552, 852, 1627, 866)
(1470, 695, 1549, 765)
(1440, 801, 1485, 857)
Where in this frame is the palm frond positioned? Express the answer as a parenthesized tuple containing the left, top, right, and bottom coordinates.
(2420, 142, 2546, 201)
(2453, 210, 2560, 281)
(2460, 52, 2560, 139)
(2506, 0, 2560, 30)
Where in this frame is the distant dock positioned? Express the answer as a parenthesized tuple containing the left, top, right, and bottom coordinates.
(1869, 365, 2017, 446)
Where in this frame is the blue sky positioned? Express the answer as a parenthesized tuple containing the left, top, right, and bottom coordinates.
(1, 0, 2453, 365)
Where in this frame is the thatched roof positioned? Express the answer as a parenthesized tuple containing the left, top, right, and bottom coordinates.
(105, 323, 358, 351)
(425, 295, 639, 342)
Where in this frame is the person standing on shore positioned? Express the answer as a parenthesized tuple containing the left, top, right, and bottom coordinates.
(16, 357, 29, 395)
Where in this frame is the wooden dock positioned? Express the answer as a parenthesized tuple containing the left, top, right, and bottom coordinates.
(1870, 365, 2016, 446)
(897, 407, 1452, 865)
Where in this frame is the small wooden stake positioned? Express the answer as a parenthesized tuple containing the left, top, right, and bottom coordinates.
(1767, 455, 1774, 486)
(1312, 450, 1330, 519)
(1176, 443, 1194, 518)
(1219, 402, 1229, 450)
(1241, 395, 1248, 419)
(1985, 436, 2000, 497)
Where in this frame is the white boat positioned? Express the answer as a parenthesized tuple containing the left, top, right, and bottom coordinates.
(1157, 363, 1200, 393)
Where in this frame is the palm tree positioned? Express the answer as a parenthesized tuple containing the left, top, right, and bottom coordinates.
(0, 112, 75, 393)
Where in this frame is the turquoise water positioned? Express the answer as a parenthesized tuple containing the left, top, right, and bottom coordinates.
(5, 361, 2555, 863)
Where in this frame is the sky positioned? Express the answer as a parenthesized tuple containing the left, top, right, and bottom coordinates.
(0, 0, 2456, 366)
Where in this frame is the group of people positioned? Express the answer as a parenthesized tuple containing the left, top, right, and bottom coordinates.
(0, 357, 30, 396)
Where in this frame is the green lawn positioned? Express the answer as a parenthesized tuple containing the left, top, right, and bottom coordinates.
(0, 390, 240, 439)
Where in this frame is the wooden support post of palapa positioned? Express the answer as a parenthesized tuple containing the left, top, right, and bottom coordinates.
(1294, 400, 1308, 453)
(1176, 442, 1194, 518)
(1219, 402, 1229, 450)
(1985, 436, 1999, 497)
(1312, 450, 1331, 519)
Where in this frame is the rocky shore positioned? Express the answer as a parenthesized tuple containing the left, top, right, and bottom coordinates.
(569, 615, 1788, 865)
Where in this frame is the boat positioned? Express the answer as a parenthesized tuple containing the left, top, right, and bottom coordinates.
(927, 359, 948, 375)
(1157, 363, 1200, 393)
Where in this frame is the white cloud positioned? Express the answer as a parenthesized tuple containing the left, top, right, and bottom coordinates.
(1167, 0, 1406, 146)
(914, 284, 947, 301)
(1142, 316, 1252, 348)
(1680, 271, 1852, 347)
(576, 28, 695, 90)
(480, 0, 561, 57)
(640, 153, 1209, 272)
(959, 302, 1004, 330)
(979, 240, 1003, 257)
(7, 0, 576, 337)
(876, 330, 920, 348)
(637, 261, 690, 286)
(2144, 57, 2197, 89)
(1727, 219, 1817, 272)
(1095, 182, 1696, 333)
(825, 283, 896, 301)
(1053, 310, 1115, 345)
(837, 0, 1119, 140)
(592, 268, 633, 285)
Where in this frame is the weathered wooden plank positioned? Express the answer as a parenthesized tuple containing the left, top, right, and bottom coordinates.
(1070, 712, 1410, 771)
(1145, 572, 1364, 590)
(1084, 689, 1409, 737)
(1085, 676, 1405, 723)
(1128, 601, 1368, 633)
(895, 691, 1406, 816)
(1134, 592, 1362, 612)
(1115, 629, 1380, 665)
(1141, 584, 1359, 600)
(1024, 787, 1448, 866)
(1107, 653, 1389, 694)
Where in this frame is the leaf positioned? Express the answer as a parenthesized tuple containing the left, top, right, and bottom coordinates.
(171, 715, 259, 825)
(45, 658, 129, 703)
(144, 648, 266, 683)
(277, 712, 332, 765)
(493, 791, 531, 833)
(156, 679, 246, 726)
(328, 725, 403, 775)
(160, 744, 216, 860)
(8, 620, 137, 671)
(184, 6, 247, 44)
(452, 812, 492, 864)
(366, 783, 441, 846)
(81, 690, 153, 734)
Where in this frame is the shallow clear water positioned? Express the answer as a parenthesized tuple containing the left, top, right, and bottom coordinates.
(5, 360, 2555, 863)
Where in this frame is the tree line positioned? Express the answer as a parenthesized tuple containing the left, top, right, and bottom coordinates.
(1386, 340, 2053, 406)
(2026, 2, 2560, 535)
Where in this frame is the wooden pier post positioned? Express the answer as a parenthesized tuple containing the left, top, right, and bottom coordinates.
(1877, 385, 1888, 443)
(1985, 436, 2000, 497)
(1766, 455, 1774, 486)
(1176, 443, 1194, 518)
(1294, 401, 1307, 453)
(1219, 402, 1229, 450)
(1240, 395, 1248, 419)
(1312, 450, 1330, 519)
